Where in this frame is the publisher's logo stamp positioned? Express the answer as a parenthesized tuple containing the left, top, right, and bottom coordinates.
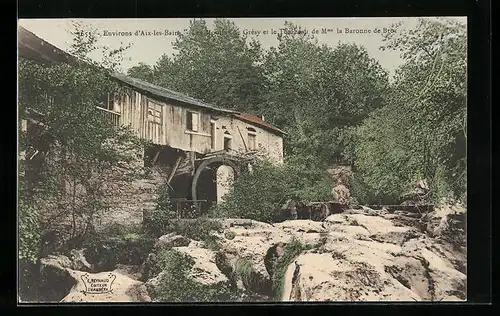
(80, 273, 116, 295)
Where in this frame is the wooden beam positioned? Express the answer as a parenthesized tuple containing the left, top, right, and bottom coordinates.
(167, 155, 183, 184)
(237, 126, 248, 151)
(190, 152, 195, 176)
(151, 149, 161, 166)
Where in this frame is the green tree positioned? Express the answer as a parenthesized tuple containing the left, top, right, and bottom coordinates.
(353, 18, 467, 203)
(129, 19, 266, 113)
(18, 21, 143, 263)
(213, 158, 332, 222)
(127, 62, 155, 82)
(262, 22, 389, 165)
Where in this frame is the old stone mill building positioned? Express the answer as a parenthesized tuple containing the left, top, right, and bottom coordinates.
(18, 26, 286, 221)
(106, 73, 285, 206)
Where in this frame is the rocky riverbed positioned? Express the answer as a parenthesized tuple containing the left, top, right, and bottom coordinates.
(26, 202, 466, 303)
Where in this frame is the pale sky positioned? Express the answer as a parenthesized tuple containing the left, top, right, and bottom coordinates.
(18, 17, 466, 77)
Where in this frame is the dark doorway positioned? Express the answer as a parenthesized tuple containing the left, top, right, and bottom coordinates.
(223, 137, 231, 151)
(144, 144, 183, 169)
(195, 166, 217, 214)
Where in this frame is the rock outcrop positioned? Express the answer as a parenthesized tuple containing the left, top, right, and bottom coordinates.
(62, 269, 151, 302)
(140, 202, 466, 302)
(34, 202, 466, 303)
(280, 212, 466, 301)
(38, 253, 151, 302)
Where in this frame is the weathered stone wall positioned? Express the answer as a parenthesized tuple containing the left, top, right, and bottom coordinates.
(217, 115, 284, 164)
(95, 147, 165, 231)
(38, 145, 165, 245)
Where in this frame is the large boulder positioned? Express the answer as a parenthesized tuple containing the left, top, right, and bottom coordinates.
(279, 212, 466, 301)
(61, 269, 151, 302)
(331, 183, 351, 205)
(37, 254, 151, 302)
(281, 253, 421, 301)
(136, 208, 466, 302)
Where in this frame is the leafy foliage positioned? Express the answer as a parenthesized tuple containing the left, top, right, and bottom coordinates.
(352, 18, 467, 204)
(18, 21, 144, 262)
(213, 159, 333, 222)
(152, 249, 238, 302)
(18, 181, 41, 264)
(167, 218, 223, 250)
(147, 185, 223, 249)
(271, 238, 306, 300)
(128, 18, 466, 206)
(213, 160, 293, 222)
(128, 19, 266, 113)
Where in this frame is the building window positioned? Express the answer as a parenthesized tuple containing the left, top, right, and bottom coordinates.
(147, 99, 162, 125)
(247, 127, 257, 150)
(99, 92, 117, 111)
(186, 111, 199, 132)
(223, 132, 232, 151)
(210, 121, 216, 150)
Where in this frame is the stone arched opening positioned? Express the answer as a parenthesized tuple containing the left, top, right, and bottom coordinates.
(191, 156, 241, 213)
(216, 165, 235, 204)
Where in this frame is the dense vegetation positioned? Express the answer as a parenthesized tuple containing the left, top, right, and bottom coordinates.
(129, 18, 466, 214)
(18, 17, 466, 301)
(18, 22, 144, 265)
(150, 249, 238, 302)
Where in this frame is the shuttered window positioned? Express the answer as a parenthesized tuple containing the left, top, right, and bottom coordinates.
(147, 100, 162, 125)
(99, 92, 117, 111)
(248, 134, 256, 150)
(247, 127, 257, 150)
(186, 111, 199, 132)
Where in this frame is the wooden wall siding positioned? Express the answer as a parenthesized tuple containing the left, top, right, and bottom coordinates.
(115, 90, 283, 161)
(118, 91, 166, 145)
(97, 106, 120, 126)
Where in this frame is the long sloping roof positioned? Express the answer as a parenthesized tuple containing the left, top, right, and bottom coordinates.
(234, 112, 287, 135)
(110, 72, 237, 115)
(18, 25, 78, 64)
(17, 25, 286, 135)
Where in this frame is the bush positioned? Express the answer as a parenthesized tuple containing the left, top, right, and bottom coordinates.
(212, 160, 292, 222)
(285, 154, 334, 202)
(83, 223, 155, 269)
(144, 182, 178, 235)
(270, 238, 305, 300)
(347, 173, 399, 205)
(152, 249, 238, 302)
(167, 218, 223, 250)
(212, 158, 333, 223)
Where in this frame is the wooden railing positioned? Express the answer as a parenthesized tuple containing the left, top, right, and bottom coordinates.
(96, 106, 121, 126)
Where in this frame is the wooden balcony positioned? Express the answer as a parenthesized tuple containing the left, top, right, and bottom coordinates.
(96, 106, 121, 126)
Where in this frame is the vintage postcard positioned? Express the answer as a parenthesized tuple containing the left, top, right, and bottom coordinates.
(17, 17, 467, 303)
